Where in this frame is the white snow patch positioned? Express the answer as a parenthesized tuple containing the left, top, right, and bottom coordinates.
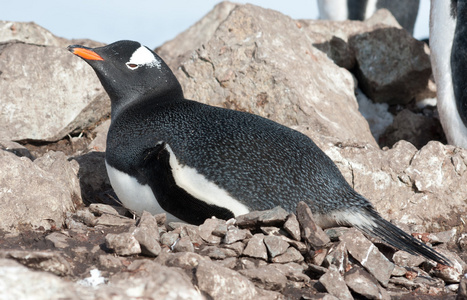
(356, 89, 393, 141)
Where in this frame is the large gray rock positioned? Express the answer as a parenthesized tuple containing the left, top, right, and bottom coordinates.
(0, 149, 80, 231)
(0, 39, 109, 141)
(159, 3, 377, 146)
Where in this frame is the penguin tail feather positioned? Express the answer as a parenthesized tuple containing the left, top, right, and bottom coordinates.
(339, 207, 452, 267)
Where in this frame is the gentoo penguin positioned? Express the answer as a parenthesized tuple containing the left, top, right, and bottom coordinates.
(318, 0, 420, 35)
(430, 0, 467, 148)
(68, 40, 450, 265)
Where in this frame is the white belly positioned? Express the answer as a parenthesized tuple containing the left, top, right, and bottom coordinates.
(105, 161, 183, 223)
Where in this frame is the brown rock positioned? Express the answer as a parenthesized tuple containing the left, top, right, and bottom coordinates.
(283, 213, 301, 241)
(239, 265, 287, 291)
(319, 265, 353, 300)
(323, 241, 348, 274)
(0, 250, 72, 277)
(271, 247, 304, 264)
(263, 235, 290, 258)
(173, 236, 195, 253)
(105, 232, 141, 256)
(458, 275, 467, 300)
(0, 41, 109, 141)
(224, 227, 250, 244)
(344, 266, 386, 300)
(339, 229, 394, 287)
(222, 241, 245, 256)
(199, 218, 224, 244)
(349, 27, 431, 104)
(132, 211, 161, 257)
(392, 250, 425, 267)
(0, 150, 80, 231)
(296, 202, 330, 250)
(431, 250, 466, 283)
(195, 260, 257, 299)
(243, 234, 268, 260)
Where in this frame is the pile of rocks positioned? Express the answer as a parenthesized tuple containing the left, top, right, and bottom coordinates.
(1, 201, 465, 299)
(1, 1, 467, 299)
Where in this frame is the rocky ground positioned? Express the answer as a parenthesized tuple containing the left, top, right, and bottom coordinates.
(1, 2, 467, 299)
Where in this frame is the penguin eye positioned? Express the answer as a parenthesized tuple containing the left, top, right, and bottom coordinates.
(126, 63, 140, 70)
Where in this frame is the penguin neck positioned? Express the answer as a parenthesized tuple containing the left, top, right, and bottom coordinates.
(109, 83, 185, 120)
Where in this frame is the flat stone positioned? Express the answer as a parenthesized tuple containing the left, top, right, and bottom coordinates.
(212, 223, 228, 237)
(323, 241, 348, 274)
(0, 250, 72, 277)
(237, 257, 268, 270)
(105, 232, 141, 256)
(88, 203, 128, 217)
(236, 211, 263, 228)
(156, 251, 211, 270)
(296, 202, 330, 250)
(344, 266, 383, 300)
(180, 224, 204, 246)
(173, 236, 194, 253)
(223, 227, 250, 244)
(391, 265, 407, 277)
(132, 211, 161, 257)
(199, 245, 235, 260)
(392, 250, 425, 267)
(270, 262, 309, 283)
(95, 214, 136, 227)
(199, 218, 224, 244)
(160, 232, 179, 248)
(263, 235, 290, 258)
(195, 260, 257, 299)
(257, 206, 289, 226)
(458, 275, 467, 299)
(222, 241, 245, 256)
(243, 234, 268, 260)
(98, 254, 123, 269)
(271, 247, 304, 264)
(340, 228, 394, 287)
(283, 214, 301, 241)
(45, 232, 70, 249)
(431, 249, 466, 283)
(319, 265, 353, 300)
(239, 265, 287, 291)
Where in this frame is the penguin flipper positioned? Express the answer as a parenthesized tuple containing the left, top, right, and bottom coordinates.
(138, 143, 235, 225)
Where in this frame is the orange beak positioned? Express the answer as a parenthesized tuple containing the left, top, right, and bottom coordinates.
(68, 45, 104, 61)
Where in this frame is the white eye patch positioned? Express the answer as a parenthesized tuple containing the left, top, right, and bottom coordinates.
(126, 45, 161, 70)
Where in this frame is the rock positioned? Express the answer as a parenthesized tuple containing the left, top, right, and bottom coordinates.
(319, 265, 353, 300)
(222, 241, 245, 256)
(458, 275, 467, 300)
(236, 211, 263, 228)
(323, 140, 467, 229)
(431, 250, 466, 283)
(392, 250, 425, 267)
(271, 262, 309, 283)
(243, 234, 268, 260)
(296, 202, 330, 250)
(106, 260, 202, 299)
(257, 206, 289, 226)
(239, 265, 288, 291)
(173, 236, 195, 253)
(0, 140, 34, 160)
(0, 150, 80, 231)
(195, 260, 258, 299)
(263, 235, 290, 258)
(72, 152, 111, 204)
(132, 211, 161, 257)
(157, 251, 211, 270)
(271, 246, 304, 264)
(160, 3, 377, 146)
(45, 232, 70, 249)
(339, 229, 394, 287)
(380, 109, 445, 149)
(0, 259, 83, 300)
(87, 119, 110, 152)
(348, 27, 431, 104)
(199, 245, 232, 259)
(224, 227, 250, 244)
(283, 214, 301, 241)
(88, 203, 128, 217)
(0, 41, 109, 141)
(323, 241, 348, 274)
(345, 266, 386, 300)
(0, 250, 72, 276)
(199, 218, 224, 244)
(94, 213, 136, 227)
(105, 232, 141, 256)
(160, 232, 180, 248)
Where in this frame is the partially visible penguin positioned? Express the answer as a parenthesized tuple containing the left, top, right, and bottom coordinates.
(430, 0, 467, 148)
(68, 40, 451, 265)
(318, 0, 420, 34)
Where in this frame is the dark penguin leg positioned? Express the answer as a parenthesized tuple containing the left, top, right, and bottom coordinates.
(430, 0, 467, 147)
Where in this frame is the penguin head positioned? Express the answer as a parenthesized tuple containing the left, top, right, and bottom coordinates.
(68, 40, 183, 116)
